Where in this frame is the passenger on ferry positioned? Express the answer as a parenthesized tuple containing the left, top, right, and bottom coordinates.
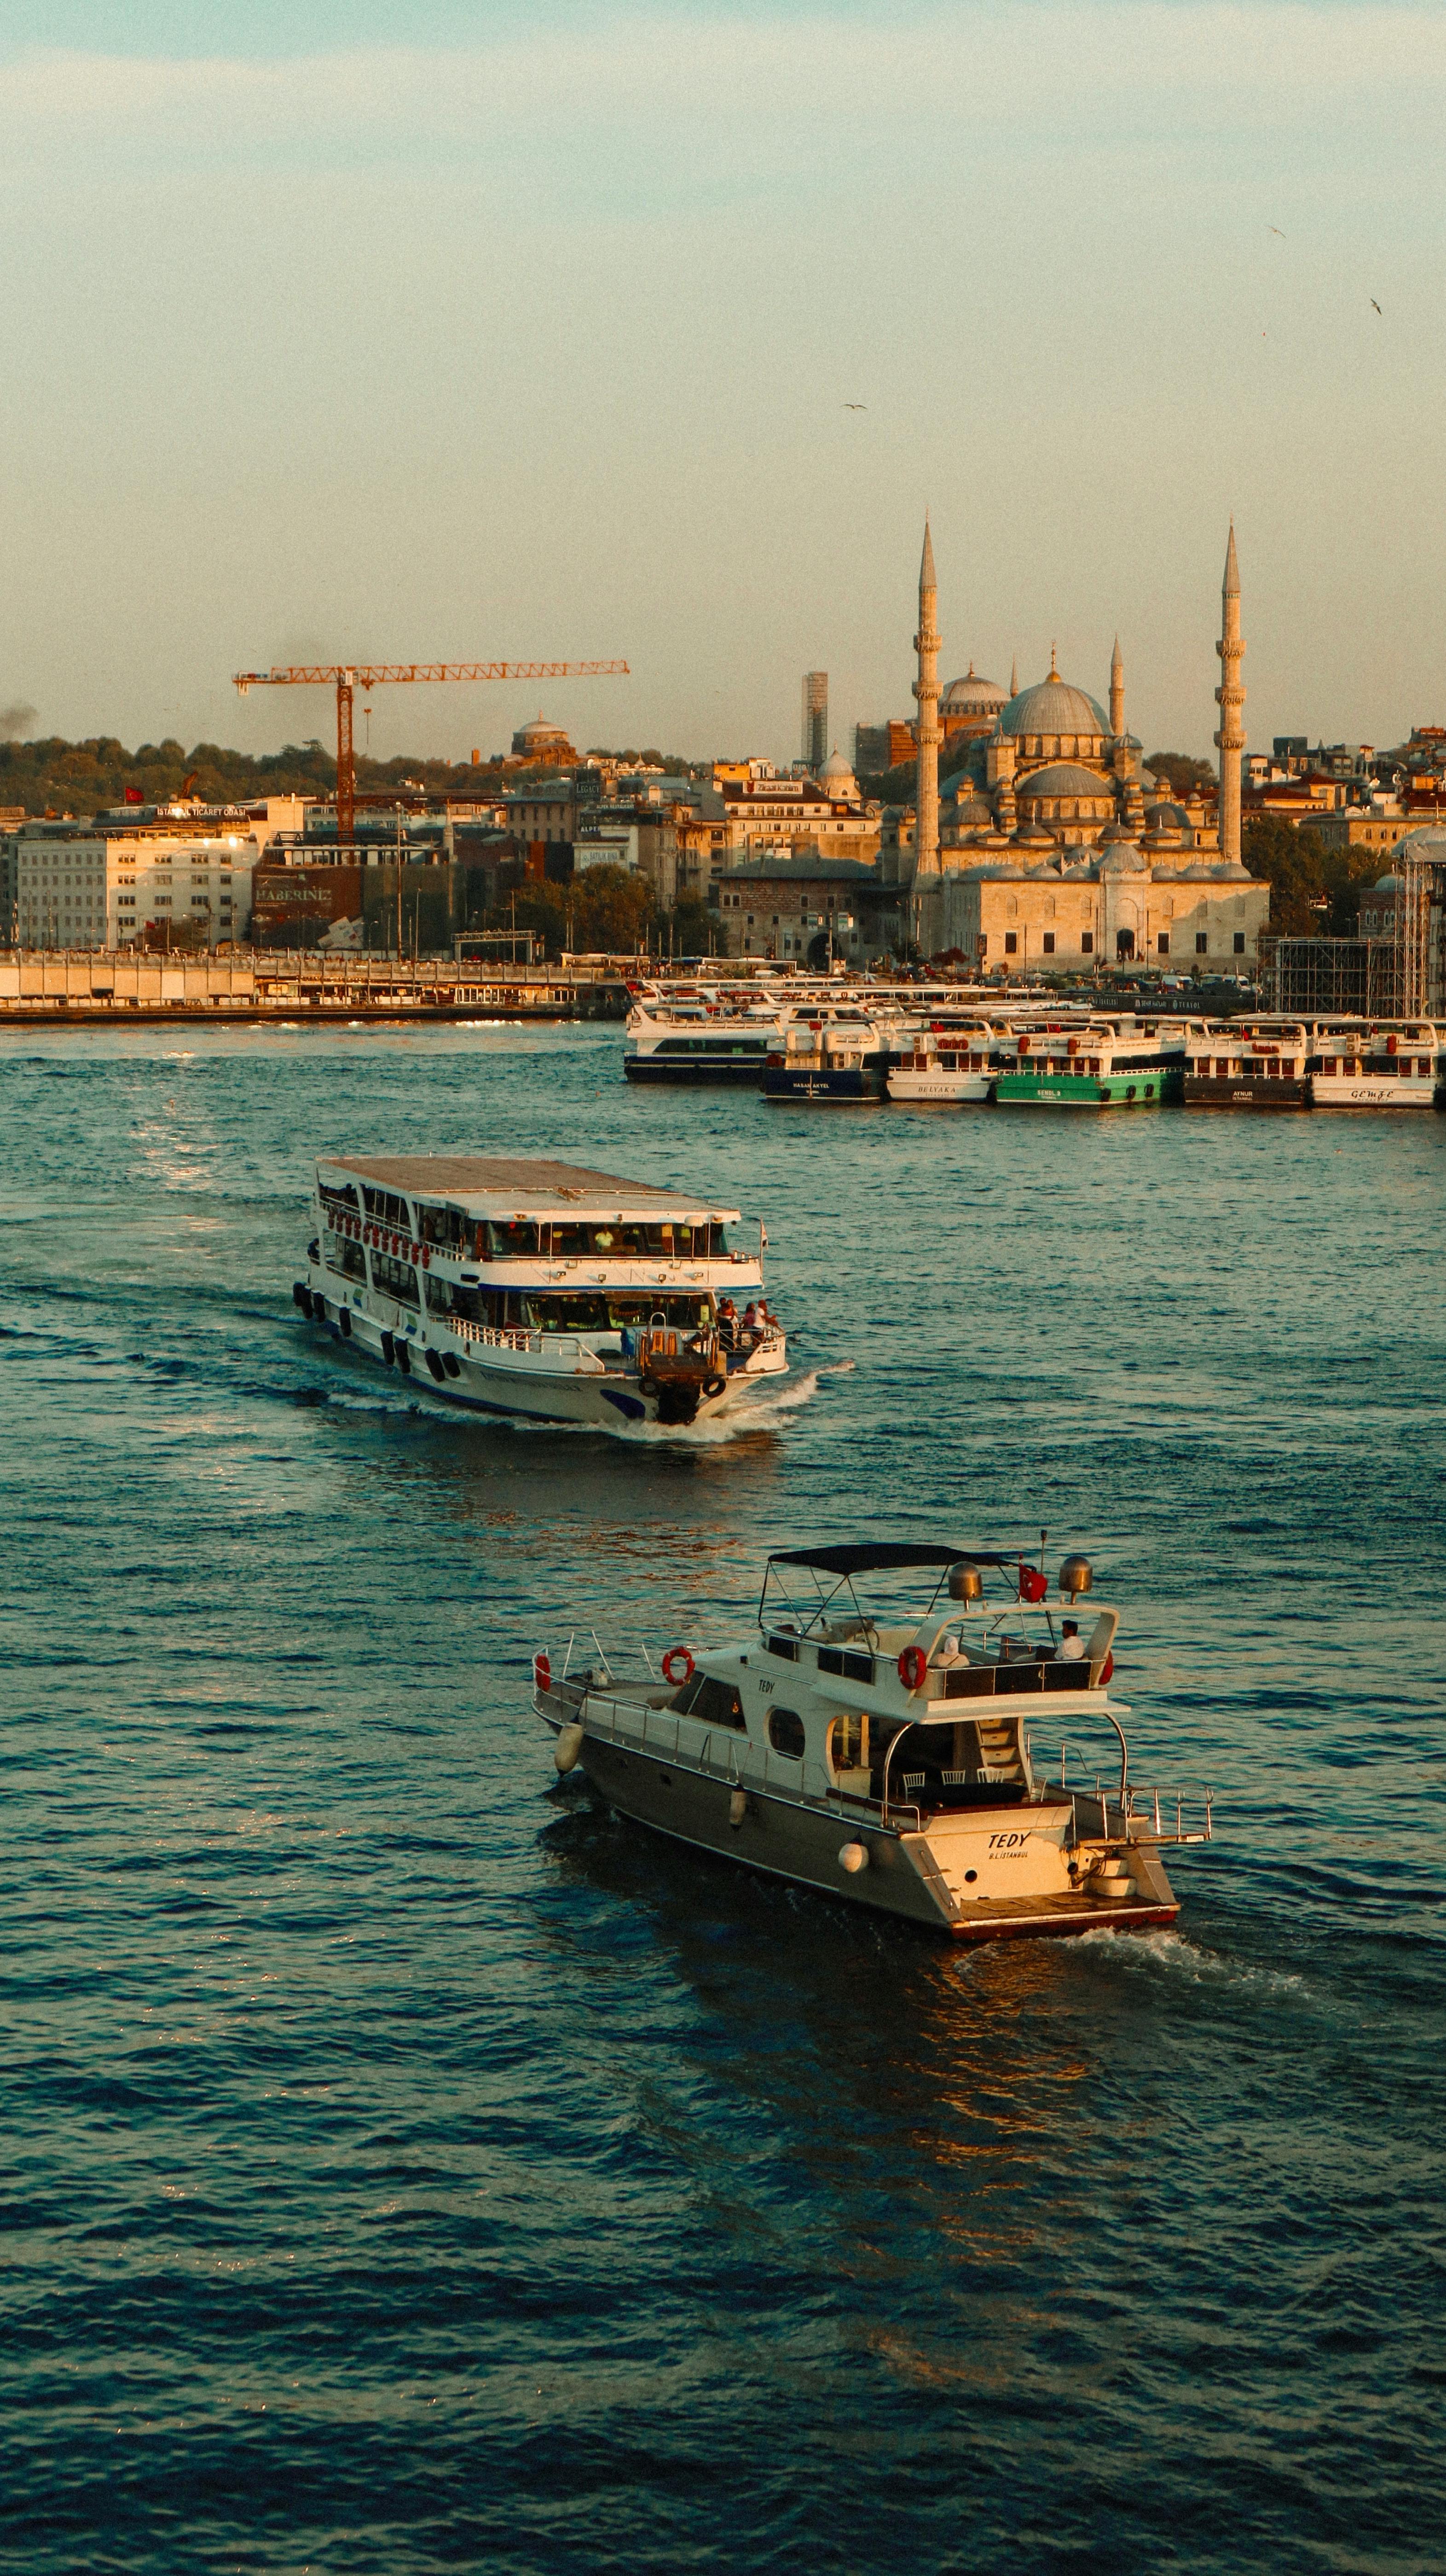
(1059, 1620, 1086, 1661)
(717, 1297, 741, 1353)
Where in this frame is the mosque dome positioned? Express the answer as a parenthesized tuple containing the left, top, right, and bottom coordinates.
(998, 666, 1109, 740)
(1018, 763, 1116, 801)
(511, 710, 573, 757)
(1097, 828, 1142, 874)
(820, 747, 859, 800)
(1146, 800, 1192, 834)
(942, 664, 1008, 719)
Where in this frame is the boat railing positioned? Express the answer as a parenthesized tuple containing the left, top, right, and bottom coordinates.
(449, 1318, 606, 1371)
(1058, 1758, 1213, 1848)
(577, 1689, 924, 1823)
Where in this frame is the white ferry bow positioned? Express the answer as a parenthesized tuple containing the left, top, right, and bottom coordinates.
(294, 1155, 787, 1427)
(533, 1542, 1212, 1938)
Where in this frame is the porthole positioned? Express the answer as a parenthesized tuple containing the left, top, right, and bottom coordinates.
(964, 1869, 978, 1884)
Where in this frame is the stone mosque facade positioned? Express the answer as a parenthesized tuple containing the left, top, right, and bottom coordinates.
(895, 523, 1269, 974)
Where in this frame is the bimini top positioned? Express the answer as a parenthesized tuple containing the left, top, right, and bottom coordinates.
(321, 1155, 741, 1223)
(767, 1543, 1020, 1577)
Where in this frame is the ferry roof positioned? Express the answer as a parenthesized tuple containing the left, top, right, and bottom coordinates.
(320, 1154, 742, 1221)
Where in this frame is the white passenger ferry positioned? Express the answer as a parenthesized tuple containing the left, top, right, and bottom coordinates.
(885, 1017, 1007, 1103)
(294, 1155, 787, 1428)
(533, 1542, 1211, 1939)
(1308, 1023, 1443, 1109)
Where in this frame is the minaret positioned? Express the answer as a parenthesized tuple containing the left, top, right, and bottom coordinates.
(1214, 521, 1246, 866)
(1009, 656, 1018, 697)
(913, 517, 941, 878)
(1110, 635, 1125, 739)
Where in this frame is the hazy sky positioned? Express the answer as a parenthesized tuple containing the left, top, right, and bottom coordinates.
(1, 1, 1442, 768)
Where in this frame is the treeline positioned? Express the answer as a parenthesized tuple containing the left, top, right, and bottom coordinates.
(0, 735, 706, 819)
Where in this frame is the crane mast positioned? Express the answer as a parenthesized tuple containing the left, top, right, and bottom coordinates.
(233, 658, 630, 843)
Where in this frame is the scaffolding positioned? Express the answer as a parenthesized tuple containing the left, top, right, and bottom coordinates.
(1264, 833, 1446, 1017)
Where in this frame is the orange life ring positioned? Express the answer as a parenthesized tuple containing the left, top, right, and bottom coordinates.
(897, 1645, 927, 1692)
(1099, 1650, 1114, 1684)
(1018, 1563, 1049, 1603)
(534, 1651, 551, 1692)
(662, 1647, 695, 1687)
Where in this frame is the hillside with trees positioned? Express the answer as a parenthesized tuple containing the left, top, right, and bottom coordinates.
(0, 734, 707, 818)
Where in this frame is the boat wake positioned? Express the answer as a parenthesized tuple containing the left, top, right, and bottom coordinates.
(1074, 1925, 1305, 1993)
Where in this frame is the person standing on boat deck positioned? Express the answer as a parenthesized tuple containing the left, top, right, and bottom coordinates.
(1059, 1620, 1086, 1661)
(717, 1297, 741, 1355)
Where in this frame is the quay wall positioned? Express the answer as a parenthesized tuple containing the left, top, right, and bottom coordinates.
(0, 952, 631, 1026)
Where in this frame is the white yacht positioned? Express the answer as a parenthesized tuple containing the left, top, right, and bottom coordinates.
(623, 982, 791, 1086)
(533, 1542, 1211, 1939)
(294, 1155, 787, 1428)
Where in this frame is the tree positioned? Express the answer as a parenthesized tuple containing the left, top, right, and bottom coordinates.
(1241, 818, 1330, 934)
(1145, 751, 1215, 798)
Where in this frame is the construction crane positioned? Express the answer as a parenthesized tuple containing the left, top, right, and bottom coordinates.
(232, 658, 630, 843)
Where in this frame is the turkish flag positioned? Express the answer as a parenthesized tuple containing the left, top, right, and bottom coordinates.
(124, 788, 143, 804)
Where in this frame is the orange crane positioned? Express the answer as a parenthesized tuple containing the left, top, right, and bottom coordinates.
(233, 658, 630, 843)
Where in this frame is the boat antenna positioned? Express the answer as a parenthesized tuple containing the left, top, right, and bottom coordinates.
(1040, 1527, 1047, 1579)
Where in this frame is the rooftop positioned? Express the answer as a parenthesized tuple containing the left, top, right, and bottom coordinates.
(322, 1154, 740, 1218)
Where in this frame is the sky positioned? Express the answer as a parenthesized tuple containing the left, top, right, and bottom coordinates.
(1, 1, 1442, 768)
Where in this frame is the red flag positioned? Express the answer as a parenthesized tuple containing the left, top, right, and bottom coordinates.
(124, 787, 142, 804)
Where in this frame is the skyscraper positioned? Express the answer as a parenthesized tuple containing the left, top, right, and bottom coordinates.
(801, 672, 828, 771)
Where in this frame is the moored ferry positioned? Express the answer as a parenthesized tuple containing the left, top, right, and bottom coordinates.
(762, 1004, 895, 1102)
(885, 1017, 1007, 1104)
(994, 1016, 1188, 1108)
(623, 982, 790, 1085)
(294, 1155, 787, 1428)
(1183, 1017, 1322, 1109)
(533, 1541, 1211, 1940)
(1308, 1023, 1443, 1109)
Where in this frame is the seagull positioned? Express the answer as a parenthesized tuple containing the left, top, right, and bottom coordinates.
(1371, 298, 1382, 315)
(1268, 225, 1285, 237)
(843, 402, 867, 410)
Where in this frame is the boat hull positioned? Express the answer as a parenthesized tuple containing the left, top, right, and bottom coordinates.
(1311, 1075, 1439, 1109)
(995, 1067, 1182, 1108)
(623, 1052, 772, 1085)
(1184, 1074, 1312, 1110)
(763, 1057, 889, 1104)
(299, 1271, 783, 1429)
(570, 1730, 1179, 1942)
(885, 1069, 995, 1104)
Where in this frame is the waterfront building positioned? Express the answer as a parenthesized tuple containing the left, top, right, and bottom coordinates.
(6, 808, 282, 949)
(801, 672, 828, 770)
(713, 760, 880, 865)
(710, 852, 902, 965)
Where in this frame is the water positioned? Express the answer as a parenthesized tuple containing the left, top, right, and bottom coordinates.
(2, 1023, 1443, 2575)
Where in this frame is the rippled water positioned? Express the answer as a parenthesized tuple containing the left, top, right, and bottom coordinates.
(2, 1023, 1443, 2574)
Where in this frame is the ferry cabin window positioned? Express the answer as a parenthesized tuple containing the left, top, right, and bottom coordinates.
(319, 1181, 359, 1213)
(363, 1187, 413, 1230)
(371, 1249, 420, 1307)
(424, 1272, 488, 1321)
(416, 1203, 466, 1249)
(545, 1220, 727, 1259)
(486, 1221, 541, 1259)
(670, 1672, 747, 1731)
(509, 1291, 713, 1333)
(325, 1235, 367, 1282)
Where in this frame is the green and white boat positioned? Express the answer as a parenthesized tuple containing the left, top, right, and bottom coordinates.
(994, 1017, 1187, 1108)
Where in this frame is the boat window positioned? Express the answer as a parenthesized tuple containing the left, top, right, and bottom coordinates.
(766, 1633, 799, 1661)
(319, 1180, 359, 1213)
(416, 1203, 466, 1248)
(486, 1221, 541, 1258)
(425, 1271, 489, 1319)
(516, 1291, 713, 1332)
(818, 1645, 875, 1685)
(371, 1249, 420, 1307)
(325, 1235, 366, 1282)
(767, 1707, 806, 1759)
(670, 1673, 746, 1731)
(363, 1187, 412, 1228)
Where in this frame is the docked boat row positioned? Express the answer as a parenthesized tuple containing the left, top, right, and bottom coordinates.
(625, 987, 1445, 1108)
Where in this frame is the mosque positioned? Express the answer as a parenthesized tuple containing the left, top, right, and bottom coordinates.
(898, 522, 1268, 973)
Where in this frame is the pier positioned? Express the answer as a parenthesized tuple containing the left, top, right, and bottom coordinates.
(0, 952, 631, 1027)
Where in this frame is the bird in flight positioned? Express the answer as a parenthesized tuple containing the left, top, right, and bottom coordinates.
(843, 402, 867, 410)
(1268, 225, 1284, 238)
(1371, 298, 1382, 315)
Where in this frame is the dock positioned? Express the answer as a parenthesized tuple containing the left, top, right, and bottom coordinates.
(0, 953, 631, 1028)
